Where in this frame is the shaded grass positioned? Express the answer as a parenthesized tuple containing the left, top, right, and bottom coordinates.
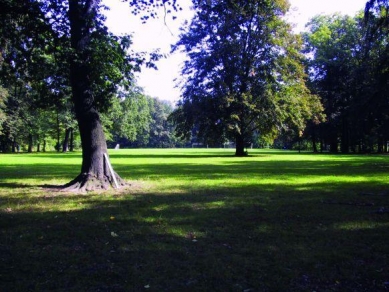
(0, 149, 389, 291)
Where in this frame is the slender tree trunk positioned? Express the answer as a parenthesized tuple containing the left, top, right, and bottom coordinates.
(330, 141, 338, 153)
(235, 133, 246, 156)
(312, 138, 318, 153)
(311, 125, 318, 153)
(28, 134, 33, 153)
(56, 110, 60, 152)
(64, 0, 125, 192)
(62, 128, 70, 152)
(11, 139, 16, 153)
(69, 127, 74, 152)
(329, 129, 338, 153)
(36, 135, 40, 152)
(340, 117, 349, 153)
(43, 139, 46, 152)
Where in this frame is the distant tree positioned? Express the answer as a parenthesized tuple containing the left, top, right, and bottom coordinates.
(108, 85, 152, 146)
(303, 14, 363, 153)
(364, 0, 389, 152)
(171, 0, 323, 156)
(149, 98, 176, 148)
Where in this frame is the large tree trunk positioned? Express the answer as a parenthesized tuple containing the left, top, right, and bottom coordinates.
(235, 133, 246, 156)
(64, 0, 125, 192)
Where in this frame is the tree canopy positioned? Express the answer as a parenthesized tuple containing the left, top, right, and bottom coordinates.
(171, 0, 323, 156)
(302, 4, 389, 153)
(0, 0, 181, 191)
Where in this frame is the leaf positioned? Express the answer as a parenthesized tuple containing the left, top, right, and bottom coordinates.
(111, 231, 119, 237)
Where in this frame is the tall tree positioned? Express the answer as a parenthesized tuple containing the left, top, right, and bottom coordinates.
(303, 14, 364, 153)
(171, 0, 323, 156)
(65, 0, 181, 191)
(364, 0, 389, 152)
(1, 0, 180, 191)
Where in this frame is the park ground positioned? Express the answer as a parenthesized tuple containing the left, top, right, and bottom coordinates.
(0, 149, 389, 291)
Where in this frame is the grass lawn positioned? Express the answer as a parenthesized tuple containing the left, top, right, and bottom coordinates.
(0, 148, 388, 291)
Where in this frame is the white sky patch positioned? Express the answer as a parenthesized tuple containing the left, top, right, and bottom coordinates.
(104, 0, 368, 103)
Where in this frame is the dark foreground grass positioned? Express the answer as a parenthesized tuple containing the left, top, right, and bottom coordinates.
(1, 149, 389, 291)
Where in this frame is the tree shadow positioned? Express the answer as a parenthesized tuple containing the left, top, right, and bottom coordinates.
(1, 181, 389, 291)
(1, 150, 389, 290)
(0, 182, 31, 189)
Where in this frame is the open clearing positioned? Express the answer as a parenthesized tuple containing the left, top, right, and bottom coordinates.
(1, 149, 388, 291)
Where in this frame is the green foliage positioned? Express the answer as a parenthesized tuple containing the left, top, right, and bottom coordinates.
(0, 0, 176, 153)
(171, 0, 323, 155)
(148, 98, 177, 147)
(105, 87, 178, 148)
(303, 9, 389, 153)
(108, 86, 151, 143)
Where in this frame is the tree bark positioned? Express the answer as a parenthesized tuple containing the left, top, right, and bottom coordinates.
(28, 134, 33, 153)
(235, 133, 246, 156)
(11, 139, 17, 153)
(64, 0, 125, 192)
(62, 127, 70, 152)
(69, 127, 74, 151)
(56, 110, 60, 152)
(312, 137, 318, 153)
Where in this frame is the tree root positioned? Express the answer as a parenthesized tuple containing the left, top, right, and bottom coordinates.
(62, 172, 127, 193)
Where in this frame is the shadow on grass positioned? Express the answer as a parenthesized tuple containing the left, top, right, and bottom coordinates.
(0, 182, 32, 189)
(1, 182, 389, 291)
(1, 151, 389, 291)
(0, 164, 79, 186)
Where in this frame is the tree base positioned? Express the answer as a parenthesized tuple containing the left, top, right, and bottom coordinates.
(62, 172, 127, 193)
(235, 151, 249, 157)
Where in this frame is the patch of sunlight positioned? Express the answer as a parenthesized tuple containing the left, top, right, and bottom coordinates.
(3, 197, 101, 214)
(335, 221, 389, 231)
(165, 228, 204, 241)
(159, 174, 383, 188)
(243, 176, 382, 186)
(204, 201, 226, 209)
(143, 217, 160, 223)
(152, 204, 170, 212)
(168, 227, 189, 238)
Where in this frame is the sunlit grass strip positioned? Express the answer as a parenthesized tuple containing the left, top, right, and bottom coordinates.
(335, 221, 389, 230)
(1, 149, 389, 291)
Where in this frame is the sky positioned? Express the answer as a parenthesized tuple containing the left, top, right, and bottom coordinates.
(104, 0, 368, 104)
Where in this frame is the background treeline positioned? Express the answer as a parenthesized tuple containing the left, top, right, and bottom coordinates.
(301, 10, 389, 153)
(0, 86, 180, 152)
